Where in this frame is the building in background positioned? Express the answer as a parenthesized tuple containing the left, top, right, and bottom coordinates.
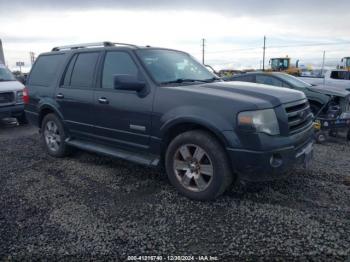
(0, 39, 5, 64)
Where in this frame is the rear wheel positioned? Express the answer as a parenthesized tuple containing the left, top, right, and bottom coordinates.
(41, 114, 70, 157)
(165, 130, 234, 200)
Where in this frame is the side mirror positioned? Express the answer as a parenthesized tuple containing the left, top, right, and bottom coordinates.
(113, 75, 145, 92)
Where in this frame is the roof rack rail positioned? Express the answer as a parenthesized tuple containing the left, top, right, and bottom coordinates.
(51, 41, 138, 51)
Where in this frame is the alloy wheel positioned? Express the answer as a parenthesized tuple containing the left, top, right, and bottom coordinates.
(173, 144, 213, 192)
(44, 120, 61, 152)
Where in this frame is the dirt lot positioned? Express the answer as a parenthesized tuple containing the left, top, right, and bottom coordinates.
(0, 123, 349, 261)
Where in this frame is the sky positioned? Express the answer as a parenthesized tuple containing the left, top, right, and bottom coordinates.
(0, 0, 349, 72)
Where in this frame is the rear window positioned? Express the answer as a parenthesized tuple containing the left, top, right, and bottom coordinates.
(28, 54, 65, 86)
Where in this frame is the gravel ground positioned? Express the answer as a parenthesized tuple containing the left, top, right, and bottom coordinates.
(0, 124, 349, 261)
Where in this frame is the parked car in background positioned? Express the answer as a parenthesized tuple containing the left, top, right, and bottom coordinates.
(0, 64, 27, 124)
(25, 42, 314, 200)
(299, 69, 350, 89)
(226, 72, 350, 116)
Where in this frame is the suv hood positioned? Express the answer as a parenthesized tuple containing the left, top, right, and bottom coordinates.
(195, 81, 306, 107)
(309, 84, 350, 97)
(0, 80, 24, 92)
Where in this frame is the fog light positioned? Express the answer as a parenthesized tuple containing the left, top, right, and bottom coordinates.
(270, 153, 283, 168)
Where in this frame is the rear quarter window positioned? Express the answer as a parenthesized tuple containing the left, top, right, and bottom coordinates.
(28, 54, 65, 86)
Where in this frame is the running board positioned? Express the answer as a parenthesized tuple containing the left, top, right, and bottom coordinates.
(66, 139, 160, 166)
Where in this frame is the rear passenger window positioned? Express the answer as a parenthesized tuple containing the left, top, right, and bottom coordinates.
(29, 54, 65, 86)
(102, 52, 139, 89)
(63, 55, 77, 86)
(69, 52, 99, 88)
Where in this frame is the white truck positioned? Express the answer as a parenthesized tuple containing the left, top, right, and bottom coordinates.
(299, 69, 350, 89)
(0, 63, 27, 124)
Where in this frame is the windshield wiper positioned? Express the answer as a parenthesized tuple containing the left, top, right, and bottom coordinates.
(161, 78, 211, 85)
(161, 77, 221, 85)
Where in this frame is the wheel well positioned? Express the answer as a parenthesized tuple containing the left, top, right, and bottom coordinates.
(38, 108, 55, 127)
(161, 123, 228, 164)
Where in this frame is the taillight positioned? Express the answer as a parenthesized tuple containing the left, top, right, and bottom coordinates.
(23, 87, 30, 104)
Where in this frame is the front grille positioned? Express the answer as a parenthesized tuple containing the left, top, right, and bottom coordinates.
(284, 99, 313, 134)
(0, 92, 15, 106)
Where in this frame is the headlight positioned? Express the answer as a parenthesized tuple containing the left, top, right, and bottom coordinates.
(16, 90, 24, 104)
(237, 109, 280, 135)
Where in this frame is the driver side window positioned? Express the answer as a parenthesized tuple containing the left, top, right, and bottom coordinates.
(102, 52, 139, 89)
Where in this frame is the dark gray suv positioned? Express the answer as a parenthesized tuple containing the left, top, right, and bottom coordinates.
(24, 42, 314, 200)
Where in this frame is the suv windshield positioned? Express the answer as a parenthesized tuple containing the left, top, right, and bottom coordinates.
(276, 73, 312, 88)
(0, 65, 16, 81)
(136, 49, 216, 84)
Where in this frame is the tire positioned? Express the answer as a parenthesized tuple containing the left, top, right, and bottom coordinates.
(41, 113, 70, 157)
(17, 112, 28, 125)
(165, 130, 234, 200)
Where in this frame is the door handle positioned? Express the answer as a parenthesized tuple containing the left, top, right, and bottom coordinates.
(98, 97, 109, 104)
(56, 93, 64, 99)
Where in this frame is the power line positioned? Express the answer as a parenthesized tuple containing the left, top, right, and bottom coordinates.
(202, 41, 350, 55)
(268, 41, 350, 49)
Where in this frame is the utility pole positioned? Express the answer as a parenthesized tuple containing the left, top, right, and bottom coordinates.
(201, 38, 205, 65)
(30, 52, 36, 65)
(262, 36, 266, 71)
(0, 39, 5, 65)
(321, 50, 326, 76)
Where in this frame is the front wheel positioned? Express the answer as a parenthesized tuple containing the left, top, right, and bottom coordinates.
(165, 130, 234, 200)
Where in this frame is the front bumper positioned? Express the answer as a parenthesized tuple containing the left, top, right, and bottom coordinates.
(224, 126, 314, 182)
(0, 104, 25, 119)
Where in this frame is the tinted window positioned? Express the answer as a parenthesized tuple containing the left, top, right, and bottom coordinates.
(70, 52, 99, 88)
(330, 71, 350, 80)
(63, 54, 77, 86)
(29, 54, 65, 86)
(102, 52, 139, 89)
(256, 75, 283, 87)
(232, 75, 255, 82)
